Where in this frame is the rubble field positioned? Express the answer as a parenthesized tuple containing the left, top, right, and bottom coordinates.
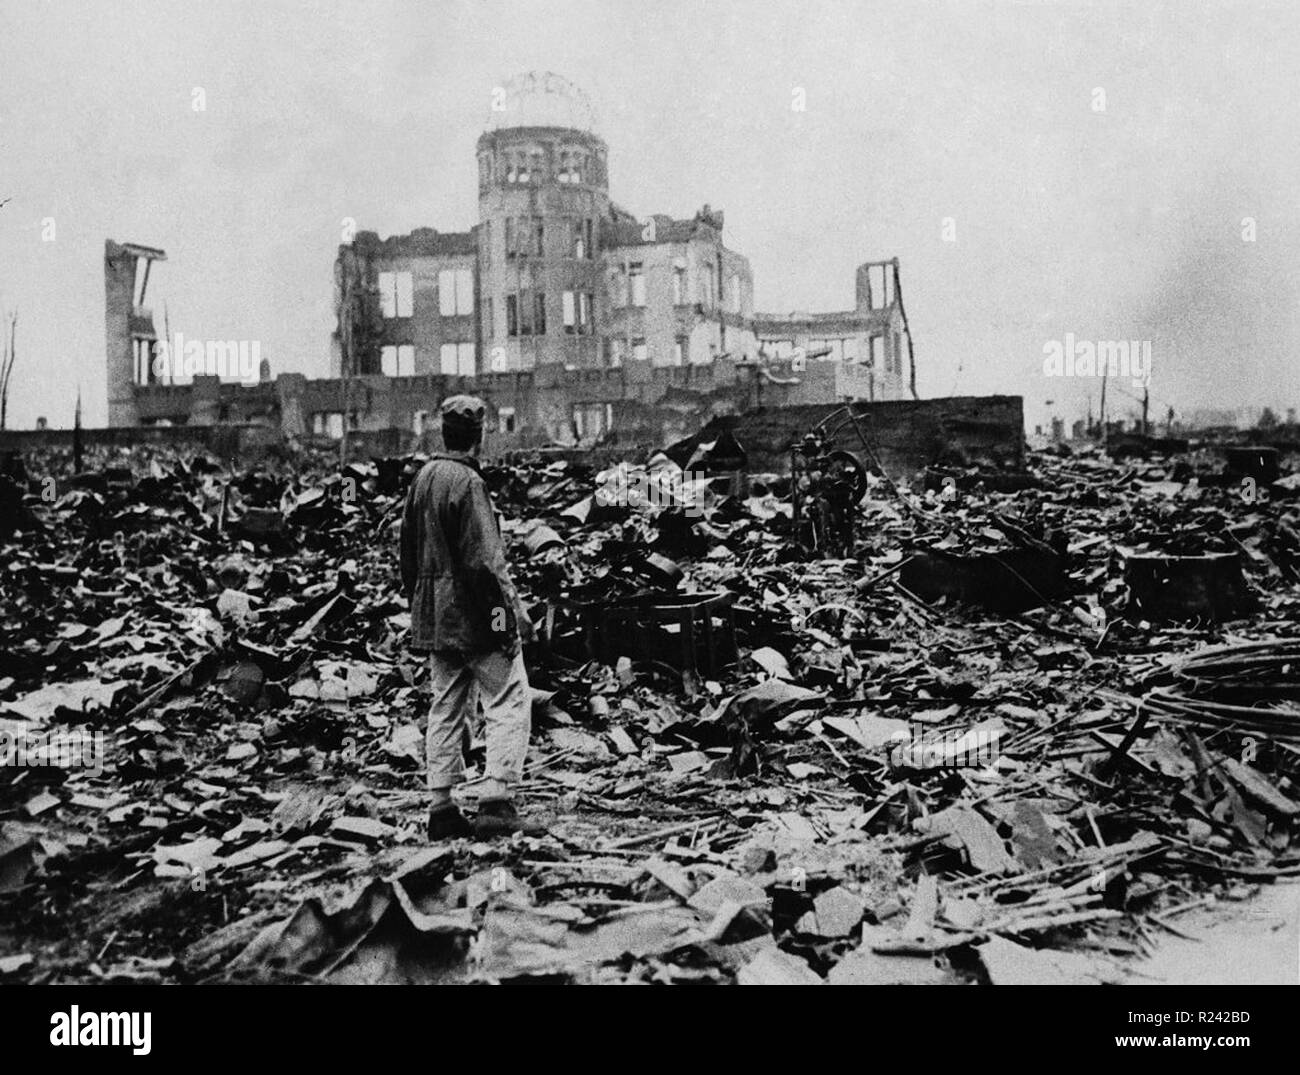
(2, 435, 1300, 985)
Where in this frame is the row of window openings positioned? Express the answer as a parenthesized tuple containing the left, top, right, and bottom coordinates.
(377, 270, 473, 319)
(761, 334, 905, 373)
(411, 407, 518, 437)
(612, 264, 742, 313)
(378, 336, 896, 377)
(377, 255, 739, 322)
(480, 149, 590, 186)
(314, 407, 521, 441)
(382, 335, 696, 372)
(311, 408, 498, 440)
(374, 321, 896, 375)
(499, 291, 593, 337)
(415, 403, 606, 441)
(385, 333, 691, 368)
(381, 336, 891, 376)
(378, 343, 477, 377)
(342, 405, 603, 443)
(500, 218, 593, 260)
(606, 337, 693, 367)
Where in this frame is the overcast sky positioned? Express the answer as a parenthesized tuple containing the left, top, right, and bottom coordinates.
(1, 0, 1297, 430)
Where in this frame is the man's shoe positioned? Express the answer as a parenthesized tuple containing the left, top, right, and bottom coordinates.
(427, 803, 472, 841)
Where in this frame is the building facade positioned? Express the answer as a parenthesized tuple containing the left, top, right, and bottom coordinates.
(113, 73, 915, 449)
(104, 240, 167, 428)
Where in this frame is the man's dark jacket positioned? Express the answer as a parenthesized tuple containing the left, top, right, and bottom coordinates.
(400, 452, 519, 653)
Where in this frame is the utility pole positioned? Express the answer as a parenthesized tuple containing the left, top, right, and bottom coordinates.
(73, 385, 83, 471)
(1099, 365, 1109, 447)
(163, 303, 174, 385)
(1141, 384, 1150, 435)
(0, 309, 16, 431)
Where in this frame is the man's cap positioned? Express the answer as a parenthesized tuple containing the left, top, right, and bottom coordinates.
(440, 395, 486, 428)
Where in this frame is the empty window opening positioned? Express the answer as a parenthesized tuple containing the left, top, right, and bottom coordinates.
(438, 268, 474, 316)
(439, 341, 476, 376)
(381, 344, 415, 376)
(507, 291, 544, 336)
(564, 291, 593, 335)
(573, 402, 613, 441)
(870, 335, 884, 369)
(867, 265, 888, 310)
(571, 218, 593, 259)
(378, 271, 413, 318)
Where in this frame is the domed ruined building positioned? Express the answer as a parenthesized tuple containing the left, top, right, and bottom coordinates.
(112, 72, 914, 450)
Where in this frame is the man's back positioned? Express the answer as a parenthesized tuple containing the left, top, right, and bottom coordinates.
(400, 453, 514, 653)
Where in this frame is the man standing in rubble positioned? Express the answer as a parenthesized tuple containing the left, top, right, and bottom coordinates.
(400, 395, 536, 839)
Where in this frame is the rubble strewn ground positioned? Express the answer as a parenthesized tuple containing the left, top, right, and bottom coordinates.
(2, 437, 1299, 984)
